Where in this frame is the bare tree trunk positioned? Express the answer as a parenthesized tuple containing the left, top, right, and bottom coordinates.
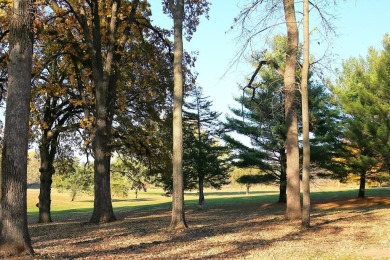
(358, 170, 366, 198)
(279, 149, 287, 203)
(38, 148, 55, 223)
(198, 176, 205, 209)
(169, 0, 188, 230)
(90, 79, 116, 223)
(0, 0, 34, 256)
(283, 0, 301, 220)
(301, 0, 311, 228)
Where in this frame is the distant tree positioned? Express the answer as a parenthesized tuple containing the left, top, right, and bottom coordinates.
(27, 151, 41, 185)
(53, 159, 93, 201)
(236, 174, 275, 195)
(111, 157, 149, 199)
(183, 86, 230, 208)
(0, 0, 34, 255)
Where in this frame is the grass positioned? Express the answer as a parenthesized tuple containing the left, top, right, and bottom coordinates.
(27, 185, 389, 222)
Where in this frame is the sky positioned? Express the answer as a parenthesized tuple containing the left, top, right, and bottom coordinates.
(150, 0, 390, 117)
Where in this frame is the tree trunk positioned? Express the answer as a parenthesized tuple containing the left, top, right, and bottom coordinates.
(0, 0, 34, 256)
(38, 160, 54, 223)
(278, 149, 287, 203)
(246, 185, 250, 195)
(198, 176, 205, 209)
(88, 1, 118, 224)
(283, 0, 301, 220)
(37, 130, 57, 223)
(358, 170, 366, 198)
(301, 0, 311, 228)
(169, 0, 188, 230)
(89, 78, 116, 224)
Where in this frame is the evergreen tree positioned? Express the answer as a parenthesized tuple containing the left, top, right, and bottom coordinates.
(183, 86, 231, 208)
(334, 35, 390, 197)
(224, 35, 344, 203)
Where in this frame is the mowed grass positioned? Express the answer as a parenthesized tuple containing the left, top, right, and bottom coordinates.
(27, 185, 389, 222)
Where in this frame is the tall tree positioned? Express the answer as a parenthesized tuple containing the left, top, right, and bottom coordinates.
(183, 86, 230, 208)
(283, 0, 300, 220)
(301, 0, 311, 227)
(165, 0, 187, 230)
(46, 0, 149, 223)
(163, 0, 209, 229)
(0, 0, 34, 256)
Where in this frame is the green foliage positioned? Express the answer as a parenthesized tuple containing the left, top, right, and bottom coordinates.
(53, 159, 93, 201)
(27, 150, 41, 185)
(334, 34, 390, 178)
(158, 86, 231, 194)
(182, 86, 231, 190)
(236, 174, 276, 185)
(224, 34, 344, 184)
(111, 157, 149, 198)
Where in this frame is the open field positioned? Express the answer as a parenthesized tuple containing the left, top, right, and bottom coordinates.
(26, 187, 390, 259)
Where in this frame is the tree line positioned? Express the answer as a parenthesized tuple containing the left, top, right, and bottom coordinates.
(0, 0, 389, 257)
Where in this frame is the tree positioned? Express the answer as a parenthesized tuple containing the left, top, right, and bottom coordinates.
(111, 156, 149, 199)
(301, 0, 311, 227)
(164, 0, 187, 230)
(236, 174, 275, 195)
(53, 159, 93, 201)
(334, 35, 390, 198)
(163, 0, 210, 229)
(0, 0, 34, 256)
(224, 63, 287, 203)
(282, 0, 301, 220)
(183, 86, 230, 208)
(46, 0, 167, 224)
(30, 51, 83, 222)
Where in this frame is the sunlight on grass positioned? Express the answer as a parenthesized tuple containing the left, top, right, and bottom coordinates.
(27, 186, 390, 222)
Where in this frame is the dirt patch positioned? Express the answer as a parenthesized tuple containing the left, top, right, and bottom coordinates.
(26, 196, 390, 259)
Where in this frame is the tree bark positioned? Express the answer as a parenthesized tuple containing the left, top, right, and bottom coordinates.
(38, 148, 55, 223)
(90, 79, 116, 223)
(169, 0, 188, 230)
(37, 126, 60, 223)
(88, 1, 119, 224)
(198, 176, 205, 209)
(279, 149, 287, 203)
(301, 0, 311, 227)
(358, 170, 366, 198)
(283, 0, 301, 220)
(0, 0, 34, 256)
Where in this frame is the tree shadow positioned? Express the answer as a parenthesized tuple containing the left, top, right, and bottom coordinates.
(29, 191, 390, 259)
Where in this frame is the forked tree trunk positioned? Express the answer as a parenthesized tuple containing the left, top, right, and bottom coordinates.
(301, 0, 311, 227)
(358, 170, 366, 198)
(0, 0, 34, 256)
(169, 0, 188, 230)
(283, 0, 301, 220)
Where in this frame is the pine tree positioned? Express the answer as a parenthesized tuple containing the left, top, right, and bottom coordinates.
(183, 86, 231, 208)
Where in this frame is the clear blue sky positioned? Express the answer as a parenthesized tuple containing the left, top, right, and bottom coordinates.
(151, 0, 390, 117)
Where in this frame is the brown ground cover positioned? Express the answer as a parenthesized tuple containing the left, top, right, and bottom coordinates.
(23, 195, 390, 259)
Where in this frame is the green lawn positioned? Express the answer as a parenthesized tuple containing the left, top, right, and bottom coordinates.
(27, 186, 390, 222)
